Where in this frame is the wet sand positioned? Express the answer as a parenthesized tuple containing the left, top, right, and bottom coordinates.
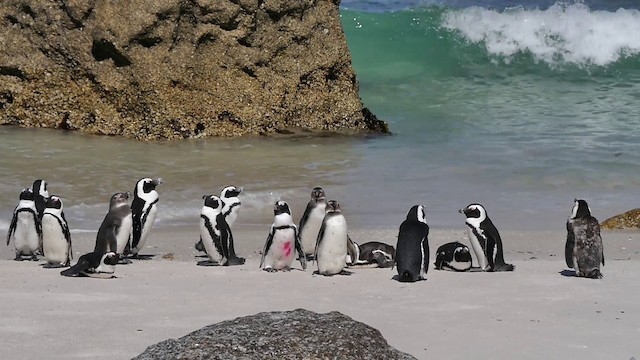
(1, 226, 639, 359)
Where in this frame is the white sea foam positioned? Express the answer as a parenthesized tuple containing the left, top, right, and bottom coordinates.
(442, 2, 640, 66)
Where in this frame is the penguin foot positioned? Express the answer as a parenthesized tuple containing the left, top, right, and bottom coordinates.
(338, 270, 353, 276)
(117, 258, 133, 265)
(197, 260, 222, 267)
(131, 254, 154, 260)
(14, 254, 24, 261)
(42, 263, 66, 269)
(31, 254, 39, 261)
(263, 267, 277, 273)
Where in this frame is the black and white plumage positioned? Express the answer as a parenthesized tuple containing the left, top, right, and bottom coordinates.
(395, 205, 430, 282)
(346, 238, 395, 268)
(566, 199, 604, 279)
(94, 192, 132, 257)
(31, 179, 49, 220)
(459, 203, 514, 272)
(199, 195, 245, 266)
(129, 177, 162, 256)
(60, 252, 119, 278)
(434, 241, 472, 272)
(298, 187, 327, 259)
(314, 200, 349, 276)
(7, 188, 41, 261)
(195, 185, 243, 252)
(260, 201, 306, 272)
(41, 196, 72, 268)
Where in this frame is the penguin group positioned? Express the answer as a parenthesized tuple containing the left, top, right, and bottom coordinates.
(6, 180, 605, 281)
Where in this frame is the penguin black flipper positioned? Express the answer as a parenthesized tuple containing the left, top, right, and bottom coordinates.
(60, 253, 96, 277)
(313, 223, 326, 264)
(6, 205, 19, 246)
(260, 227, 275, 269)
(565, 220, 576, 268)
(421, 234, 430, 277)
(484, 218, 513, 272)
(200, 214, 225, 259)
(61, 211, 73, 261)
(130, 196, 145, 250)
(294, 227, 307, 270)
(298, 202, 315, 234)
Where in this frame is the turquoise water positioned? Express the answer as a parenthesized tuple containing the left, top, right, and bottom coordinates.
(1, 1, 640, 233)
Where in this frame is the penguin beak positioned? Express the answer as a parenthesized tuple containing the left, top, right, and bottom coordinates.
(458, 209, 464, 214)
(153, 178, 163, 186)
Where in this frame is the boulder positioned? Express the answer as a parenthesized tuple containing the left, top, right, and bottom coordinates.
(600, 209, 640, 230)
(133, 309, 417, 359)
(0, 0, 388, 140)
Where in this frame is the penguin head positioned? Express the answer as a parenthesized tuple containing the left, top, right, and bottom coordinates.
(137, 177, 163, 194)
(459, 203, 487, 221)
(406, 205, 427, 224)
(570, 199, 591, 219)
(273, 201, 291, 216)
(96, 252, 118, 273)
(311, 187, 326, 201)
(326, 200, 341, 213)
(19, 188, 35, 201)
(110, 192, 130, 208)
(221, 185, 242, 199)
(32, 179, 49, 198)
(203, 195, 222, 210)
(454, 246, 472, 262)
(46, 195, 63, 210)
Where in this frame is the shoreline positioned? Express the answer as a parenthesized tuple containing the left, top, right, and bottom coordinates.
(1, 227, 639, 359)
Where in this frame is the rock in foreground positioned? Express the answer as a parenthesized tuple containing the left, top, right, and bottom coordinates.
(0, 0, 388, 140)
(600, 209, 640, 230)
(133, 309, 416, 360)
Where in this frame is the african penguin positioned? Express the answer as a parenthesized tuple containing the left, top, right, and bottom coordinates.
(31, 179, 49, 220)
(94, 192, 132, 262)
(566, 199, 604, 279)
(199, 195, 245, 266)
(314, 200, 350, 276)
(298, 187, 327, 259)
(395, 205, 430, 282)
(41, 195, 72, 268)
(434, 241, 472, 272)
(6, 188, 41, 261)
(459, 203, 514, 272)
(129, 177, 162, 257)
(260, 201, 306, 272)
(346, 238, 395, 268)
(60, 251, 119, 278)
(195, 185, 243, 252)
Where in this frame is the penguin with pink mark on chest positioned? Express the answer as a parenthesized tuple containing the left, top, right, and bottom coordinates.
(260, 201, 307, 272)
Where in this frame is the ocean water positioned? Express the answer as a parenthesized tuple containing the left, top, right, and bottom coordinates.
(1, 0, 640, 233)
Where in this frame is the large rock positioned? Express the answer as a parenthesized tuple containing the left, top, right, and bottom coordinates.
(133, 309, 417, 359)
(0, 0, 388, 140)
(600, 209, 640, 230)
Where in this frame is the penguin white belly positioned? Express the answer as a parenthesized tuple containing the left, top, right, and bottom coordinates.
(200, 218, 225, 264)
(449, 258, 472, 271)
(264, 230, 296, 270)
(14, 213, 39, 254)
(134, 205, 158, 253)
(42, 215, 68, 265)
(317, 217, 348, 275)
(466, 227, 487, 270)
(116, 214, 133, 254)
(301, 207, 325, 255)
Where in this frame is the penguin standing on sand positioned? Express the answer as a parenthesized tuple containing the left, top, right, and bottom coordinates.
(314, 200, 349, 276)
(346, 238, 395, 268)
(129, 177, 162, 257)
(41, 196, 72, 268)
(199, 195, 245, 266)
(195, 185, 242, 252)
(434, 241, 472, 272)
(395, 205, 430, 282)
(566, 199, 604, 279)
(94, 192, 132, 261)
(32, 179, 49, 220)
(298, 187, 327, 259)
(260, 201, 306, 272)
(459, 203, 514, 272)
(7, 188, 41, 261)
(60, 251, 119, 278)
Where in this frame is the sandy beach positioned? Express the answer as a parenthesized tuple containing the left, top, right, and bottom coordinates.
(1, 225, 639, 360)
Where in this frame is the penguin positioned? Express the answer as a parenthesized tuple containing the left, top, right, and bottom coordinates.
(94, 192, 132, 261)
(195, 185, 242, 252)
(459, 203, 514, 272)
(199, 194, 245, 266)
(60, 251, 119, 278)
(31, 179, 49, 220)
(434, 241, 472, 272)
(314, 200, 350, 276)
(41, 195, 72, 268)
(260, 201, 306, 272)
(129, 177, 162, 257)
(395, 205, 430, 282)
(346, 238, 395, 268)
(566, 199, 604, 279)
(298, 187, 327, 260)
(6, 188, 41, 261)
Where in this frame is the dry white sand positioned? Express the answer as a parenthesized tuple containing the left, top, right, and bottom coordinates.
(1, 226, 639, 360)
